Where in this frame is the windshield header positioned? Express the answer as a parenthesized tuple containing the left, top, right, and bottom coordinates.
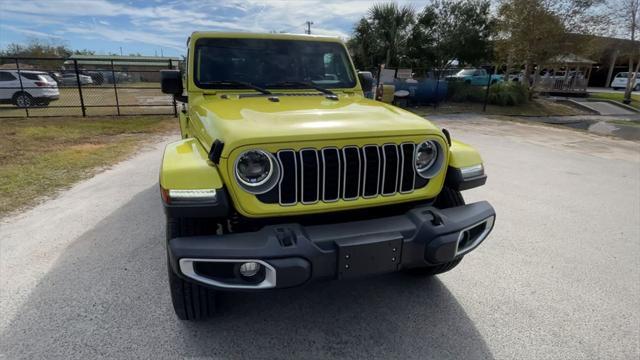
(193, 38, 356, 90)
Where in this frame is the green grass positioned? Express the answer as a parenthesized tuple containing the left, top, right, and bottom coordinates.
(589, 92, 640, 110)
(0, 116, 177, 216)
(609, 119, 640, 127)
(410, 98, 587, 117)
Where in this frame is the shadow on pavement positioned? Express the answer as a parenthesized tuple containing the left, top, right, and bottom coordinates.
(1, 186, 493, 359)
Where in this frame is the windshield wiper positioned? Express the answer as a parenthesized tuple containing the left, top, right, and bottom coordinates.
(201, 80, 271, 95)
(266, 81, 336, 96)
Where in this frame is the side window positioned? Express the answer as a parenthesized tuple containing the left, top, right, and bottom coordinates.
(21, 73, 41, 81)
(0, 71, 17, 81)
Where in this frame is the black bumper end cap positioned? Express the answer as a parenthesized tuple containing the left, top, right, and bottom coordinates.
(446, 167, 487, 191)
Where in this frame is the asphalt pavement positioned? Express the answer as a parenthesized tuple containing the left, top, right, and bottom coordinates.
(1, 118, 639, 359)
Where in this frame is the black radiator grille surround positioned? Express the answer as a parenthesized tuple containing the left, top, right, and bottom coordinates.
(257, 143, 430, 205)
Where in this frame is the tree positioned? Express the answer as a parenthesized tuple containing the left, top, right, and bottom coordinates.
(408, 0, 494, 70)
(347, 18, 380, 70)
(616, 0, 639, 104)
(0, 39, 72, 58)
(544, 0, 612, 36)
(495, 0, 566, 85)
(348, 3, 415, 68)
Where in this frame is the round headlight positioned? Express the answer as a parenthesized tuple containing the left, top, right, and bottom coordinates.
(235, 149, 280, 194)
(415, 140, 443, 179)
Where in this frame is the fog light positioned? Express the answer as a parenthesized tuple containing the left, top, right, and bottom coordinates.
(239, 262, 261, 277)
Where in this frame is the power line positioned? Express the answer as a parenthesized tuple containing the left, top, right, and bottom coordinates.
(305, 21, 314, 35)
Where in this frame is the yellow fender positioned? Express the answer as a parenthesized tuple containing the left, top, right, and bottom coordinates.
(448, 139, 483, 168)
(160, 138, 223, 190)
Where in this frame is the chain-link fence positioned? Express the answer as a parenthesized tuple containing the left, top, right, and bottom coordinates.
(0, 56, 181, 118)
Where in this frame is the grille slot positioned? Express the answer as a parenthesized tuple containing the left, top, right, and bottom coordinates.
(272, 144, 426, 205)
(321, 148, 341, 202)
(399, 143, 416, 193)
(362, 145, 381, 198)
(277, 150, 297, 205)
(342, 146, 361, 200)
(299, 149, 320, 204)
(382, 144, 400, 195)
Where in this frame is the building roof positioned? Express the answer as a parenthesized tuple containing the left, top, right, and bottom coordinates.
(64, 55, 181, 67)
(69, 55, 180, 61)
(546, 54, 595, 65)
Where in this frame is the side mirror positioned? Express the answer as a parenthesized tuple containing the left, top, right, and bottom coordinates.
(358, 71, 374, 96)
(160, 69, 183, 95)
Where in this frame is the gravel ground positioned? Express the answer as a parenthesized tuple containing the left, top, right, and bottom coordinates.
(1, 118, 639, 359)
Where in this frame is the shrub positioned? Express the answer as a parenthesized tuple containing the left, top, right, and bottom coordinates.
(448, 82, 485, 103)
(447, 81, 529, 106)
(487, 82, 529, 106)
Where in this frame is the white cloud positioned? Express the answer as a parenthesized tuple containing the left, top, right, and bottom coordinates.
(0, 24, 63, 39)
(0, 0, 424, 53)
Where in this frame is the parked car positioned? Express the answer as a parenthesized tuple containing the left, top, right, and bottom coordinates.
(0, 70, 59, 107)
(95, 70, 130, 84)
(60, 72, 94, 86)
(159, 32, 496, 320)
(611, 72, 640, 91)
(446, 68, 504, 85)
(48, 71, 63, 85)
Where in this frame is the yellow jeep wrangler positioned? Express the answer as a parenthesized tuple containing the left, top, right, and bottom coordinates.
(160, 32, 495, 320)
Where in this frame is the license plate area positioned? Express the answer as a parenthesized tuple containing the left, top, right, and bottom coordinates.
(337, 233, 403, 279)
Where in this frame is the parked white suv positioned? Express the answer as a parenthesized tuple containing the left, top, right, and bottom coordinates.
(611, 72, 640, 91)
(0, 70, 60, 107)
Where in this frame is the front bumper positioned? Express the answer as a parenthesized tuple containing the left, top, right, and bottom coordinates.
(168, 201, 495, 290)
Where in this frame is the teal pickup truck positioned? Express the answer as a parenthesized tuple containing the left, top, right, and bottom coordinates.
(447, 68, 504, 86)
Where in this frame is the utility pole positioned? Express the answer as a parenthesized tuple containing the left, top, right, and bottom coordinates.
(305, 21, 313, 35)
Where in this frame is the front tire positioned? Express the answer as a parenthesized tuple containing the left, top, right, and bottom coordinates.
(404, 187, 466, 276)
(166, 217, 219, 320)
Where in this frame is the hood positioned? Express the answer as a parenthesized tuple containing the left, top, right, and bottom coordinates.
(190, 93, 442, 157)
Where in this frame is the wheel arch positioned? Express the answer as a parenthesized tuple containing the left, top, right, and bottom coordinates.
(448, 139, 483, 168)
(160, 138, 224, 191)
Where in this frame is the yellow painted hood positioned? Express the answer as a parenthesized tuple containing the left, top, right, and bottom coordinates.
(190, 93, 442, 156)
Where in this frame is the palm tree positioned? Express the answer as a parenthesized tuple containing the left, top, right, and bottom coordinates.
(347, 18, 378, 70)
(368, 3, 415, 66)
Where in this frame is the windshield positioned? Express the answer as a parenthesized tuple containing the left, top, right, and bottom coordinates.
(194, 38, 356, 89)
(457, 69, 475, 76)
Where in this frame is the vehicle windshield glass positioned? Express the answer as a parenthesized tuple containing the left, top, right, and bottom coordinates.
(616, 73, 628, 78)
(457, 69, 475, 76)
(194, 38, 356, 89)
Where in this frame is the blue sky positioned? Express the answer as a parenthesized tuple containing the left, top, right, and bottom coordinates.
(0, 0, 424, 57)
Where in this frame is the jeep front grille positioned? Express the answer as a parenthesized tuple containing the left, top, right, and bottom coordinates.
(257, 144, 429, 205)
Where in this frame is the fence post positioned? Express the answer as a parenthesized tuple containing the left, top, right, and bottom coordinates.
(169, 59, 178, 117)
(111, 60, 121, 116)
(73, 59, 86, 117)
(15, 58, 29, 117)
(482, 67, 494, 112)
(433, 68, 441, 109)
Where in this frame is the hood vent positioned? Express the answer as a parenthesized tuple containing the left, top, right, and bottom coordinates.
(238, 92, 327, 99)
